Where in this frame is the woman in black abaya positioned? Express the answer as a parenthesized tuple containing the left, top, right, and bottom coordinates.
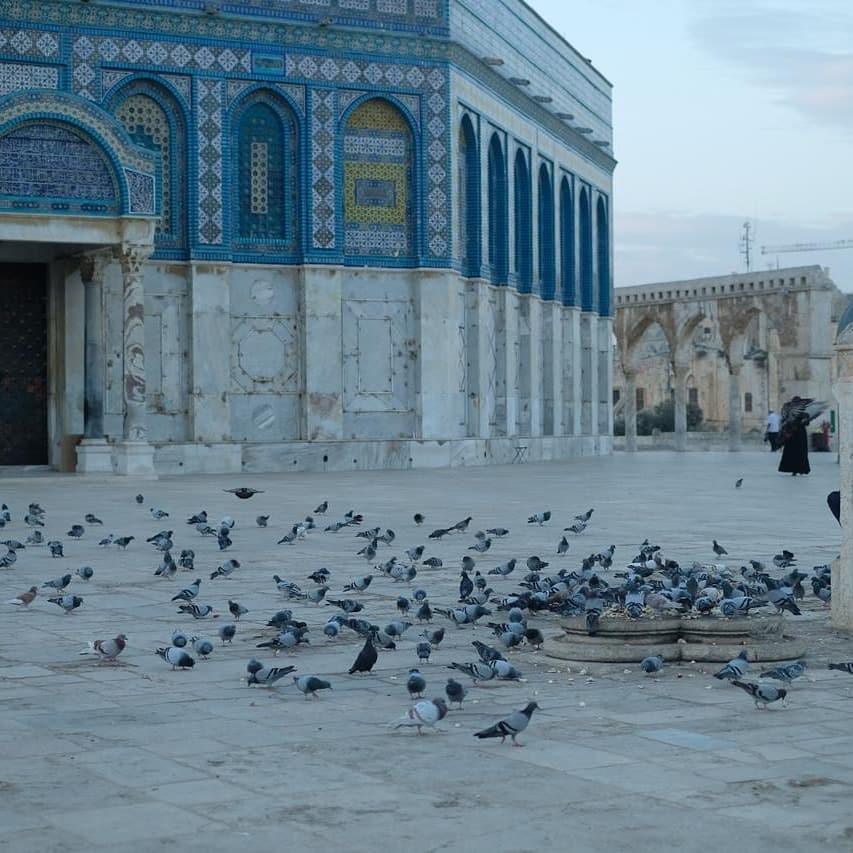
(778, 397, 811, 476)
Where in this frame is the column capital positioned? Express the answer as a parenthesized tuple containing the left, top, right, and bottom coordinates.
(79, 250, 111, 285)
(117, 243, 154, 277)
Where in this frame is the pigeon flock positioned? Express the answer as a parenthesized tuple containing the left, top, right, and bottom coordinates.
(2, 488, 851, 758)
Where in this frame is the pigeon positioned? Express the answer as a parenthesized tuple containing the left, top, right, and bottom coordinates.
(489, 659, 523, 680)
(445, 678, 466, 709)
(6, 586, 38, 607)
(172, 628, 188, 648)
(115, 536, 135, 550)
(422, 627, 445, 647)
(314, 501, 329, 515)
(344, 575, 373, 593)
(154, 554, 177, 579)
(135, 494, 144, 504)
(48, 541, 64, 558)
(156, 646, 195, 669)
(564, 521, 587, 535)
(641, 655, 664, 674)
(472, 640, 505, 663)
(75, 566, 94, 581)
(308, 568, 331, 585)
(348, 635, 378, 674)
(527, 511, 551, 525)
(488, 559, 516, 577)
(523, 627, 544, 649)
(575, 508, 594, 522)
(84, 634, 127, 662)
(43, 574, 72, 592)
(407, 668, 427, 698)
(827, 661, 853, 675)
(177, 603, 215, 619)
(713, 649, 749, 680)
(385, 620, 412, 639)
(218, 624, 237, 644)
(217, 532, 232, 551)
(0, 548, 16, 568)
(416, 601, 432, 623)
(150, 507, 169, 520)
(172, 579, 201, 602)
(760, 661, 807, 683)
(406, 545, 425, 563)
(24, 513, 45, 527)
(428, 528, 450, 540)
(294, 675, 332, 698)
(417, 641, 432, 663)
(486, 527, 510, 538)
(48, 595, 83, 614)
(468, 538, 492, 554)
(191, 637, 214, 659)
(392, 698, 448, 734)
(735, 478, 743, 488)
(413, 513, 425, 526)
(225, 487, 263, 499)
(712, 540, 728, 557)
(448, 661, 495, 683)
(211, 559, 240, 580)
(246, 658, 295, 686)
(327, 598, 364, 614)
(731, 680, 787, 709)
(474, 702, 539, 746)
(452, 517, 473, 533)
(27, 531, 44, 546)
(256, 515, 270, 527)
(557, 536, 569, 555)
(228, 600, 248, 620)
(397, 596, 411, 616)
(82, 513, 102, 525)
(422, 557, 443, 568)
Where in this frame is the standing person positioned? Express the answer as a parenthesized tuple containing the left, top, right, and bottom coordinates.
(778, 397, 810, 476)
(765, 409, 781, 451)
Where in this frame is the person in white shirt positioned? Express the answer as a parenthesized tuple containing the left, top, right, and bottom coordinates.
(765, 409, 781, 451)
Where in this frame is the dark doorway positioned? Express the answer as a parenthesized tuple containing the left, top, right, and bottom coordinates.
(0, 264, 47, 464)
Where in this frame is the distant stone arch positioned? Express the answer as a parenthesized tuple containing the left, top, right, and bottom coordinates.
(457, 113, 480, 276)
(487, 132, 508, 284)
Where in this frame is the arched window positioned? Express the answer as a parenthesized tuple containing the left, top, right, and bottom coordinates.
(538, 164, 555, 300)
(487, 133, 507, 284)
(560, 177, 575, 305)
(458, 114, 480, 276)
(234, 97, 298, 247)
(579, 186, 594, 311)
(343, 98, 414, 260)
(113, 83, 187, 250)
(597, 196, 611, 315)
(514, 149, 532, 293)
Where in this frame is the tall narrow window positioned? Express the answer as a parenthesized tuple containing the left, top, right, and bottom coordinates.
(597, 196, 610, 315)
(113, 84, 187, 251)
(343, 98, 414, 260)
(636, 387, 645, 410)
(538, 164, 555, 299)
(560, 176, 575, 305)
(514, 149, 532, 293)
(579, 186, 594, 311)
(458, 115, 480, 276)
(487, 133, 507, 284)
(744, 392, 753, 413)
(236, 100, 294, 244)
(689, 387, 699, 406)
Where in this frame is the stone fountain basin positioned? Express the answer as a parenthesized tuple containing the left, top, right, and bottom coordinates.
(545, 615, 807, 663)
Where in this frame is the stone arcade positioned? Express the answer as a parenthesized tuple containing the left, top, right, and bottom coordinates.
(0, 0, 614, 475)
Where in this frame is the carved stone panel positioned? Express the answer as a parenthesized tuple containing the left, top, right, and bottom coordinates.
(231, 317, 299, 394)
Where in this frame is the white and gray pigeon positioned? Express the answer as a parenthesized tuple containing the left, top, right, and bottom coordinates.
(82, 634, 127, 662)
(759, 660, 807, 683)
(177, 603, 215, 619)
(76, 566, 94, 581)
(448, 660, 495, 683)
(474, 701, 539, 746)
(294, 675, 332, 698)
(713, 649, 749, 680)
(392, 698, 448, 734)
(731, 680, 787, 709)
(156, 646, 194, 669)
(48, 594, 83, 614)
(172, 578, 201, 602)
(246, 658, 295, 686)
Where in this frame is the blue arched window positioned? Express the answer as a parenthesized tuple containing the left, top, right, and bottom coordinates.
(538, 164, 555, 300)
(487, 133, 507, 284)
(579, 186, 594, 311)
(234, 97, 298, 248)
(597, 196, 611, 316)
(458, 114, 480, 276)
(514, 149, 532, 293)
(112, 81, 187, 252)
(560, 176, 575, 305)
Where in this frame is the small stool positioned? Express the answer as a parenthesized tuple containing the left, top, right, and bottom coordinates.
(512, 445, 528, 464)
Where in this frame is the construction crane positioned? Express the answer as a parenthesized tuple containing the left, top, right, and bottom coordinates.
(760, 239, 853, 255)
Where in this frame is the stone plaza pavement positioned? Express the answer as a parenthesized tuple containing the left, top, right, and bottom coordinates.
(1, 450, 852, 853)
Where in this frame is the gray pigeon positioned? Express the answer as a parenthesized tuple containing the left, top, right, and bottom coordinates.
(228, 600, 248, 620)
(256, 515, 270, 527)
(172, 578, 201, 602)
(392, 698, 448, 734)
(83, 634, 127, 662)
(218, 624, 236, 644)
(156, 646, 194, 669)
(417, 641, 432, 662)
(445, 678, 466, 709)
(713, 649, 749, 680)
(731, 679, 787, 709)
(294, 674, 332, 698)
(407, 668, 427, 698)
(191, 637, 214, 659)
(177, 602, 215, 619)
(474, 702, 539, 746)
(760, 660, 806, 683)
(527, 511, 551, 525)
(246, 658, 295, 686)
(48, 594, 83, 614)
(641, 655, 664, 674)
(172, 628, 188, 648)
(489, 659, 523, 680)
(76, 566, 94, 581)
(43, 574, 72, 592)
(448, 661, 495, 683)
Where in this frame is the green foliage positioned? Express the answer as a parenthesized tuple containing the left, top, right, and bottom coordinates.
(614, 399, 704, 437)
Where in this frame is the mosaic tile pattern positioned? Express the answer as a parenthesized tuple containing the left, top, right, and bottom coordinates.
(0, 60, 58, 94)
(343, 99, 412, 257)
(310, 87, 336, 249)
(238, 104, 284, 239)
(196, 78, 224, 245)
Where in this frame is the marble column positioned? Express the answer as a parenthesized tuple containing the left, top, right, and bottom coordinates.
(673, 361, 690, 452)
(832, 327, 853, 629)
(624, 369, 637, 452)
(76, 253, 113, 474)
(527, 296, 543, 437)
(728, 363, 743, 452)
(113, 244, 156, 476)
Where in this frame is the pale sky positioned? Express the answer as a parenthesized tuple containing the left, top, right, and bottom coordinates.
(527, 0, 853, 290)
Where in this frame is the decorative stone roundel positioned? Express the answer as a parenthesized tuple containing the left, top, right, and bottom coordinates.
(231, 318, 299, 393)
